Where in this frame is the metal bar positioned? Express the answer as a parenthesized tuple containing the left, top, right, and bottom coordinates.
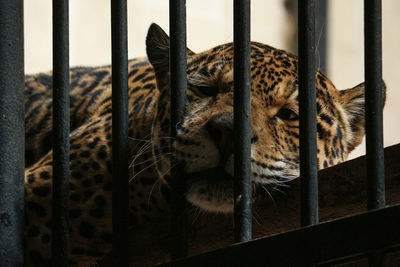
(111, 0, 129, 266)
(315, 0, 328, 74)
(364, 1, 385, 265)
(169, 0, 188, 259)
(52, 0, 70, 266)
(0, 1, 25, 266)
(298, 0, 319, 227)
(157, 204, 400, 267)
(364, 0, 384, 211)
(233, 0, 252, 243)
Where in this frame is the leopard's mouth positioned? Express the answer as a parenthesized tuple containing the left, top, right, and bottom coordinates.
(183, 164, 290, 213)
(184, 167, 235, 213)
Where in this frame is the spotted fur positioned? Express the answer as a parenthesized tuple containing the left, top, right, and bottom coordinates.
(24, 23, 384, 266)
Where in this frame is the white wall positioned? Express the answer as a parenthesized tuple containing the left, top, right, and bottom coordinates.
(329, 0, 400, 158)
(24, 0, 400, 159)
(24, 0, 286, 73)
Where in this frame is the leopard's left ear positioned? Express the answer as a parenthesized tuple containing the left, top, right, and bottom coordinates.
(146, 23, 194, 90)
(338, 81, 386, 152)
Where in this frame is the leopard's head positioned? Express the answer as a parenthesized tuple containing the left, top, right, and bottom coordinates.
(146, 23, 385, 213)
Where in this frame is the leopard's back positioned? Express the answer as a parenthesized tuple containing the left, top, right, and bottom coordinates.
(24, 58, 152, 166)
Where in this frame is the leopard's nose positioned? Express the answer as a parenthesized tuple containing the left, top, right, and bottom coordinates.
(206, 114, 234, 164)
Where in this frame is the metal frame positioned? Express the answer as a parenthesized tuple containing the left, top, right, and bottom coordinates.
(51, 0, 70, 266)
(298, 0, 319, 227)
(233, 0, 252, 243)
(158, 204, 400, 267)
(111, 0, 130, 265)
(0, 1, 25, 266)
(364, 0, 385, 211)
(169, 0, 189, 259)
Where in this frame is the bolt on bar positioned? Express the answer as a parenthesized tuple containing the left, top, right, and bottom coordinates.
(169, 0, 189, 259)
(298, 0, 319, 227)
(233, 0, 252, 243)
(0, 1, 25, 266)
(364, 0, 384, 211)
(111, 0, 129, 266)
(52, 0, 70, 266)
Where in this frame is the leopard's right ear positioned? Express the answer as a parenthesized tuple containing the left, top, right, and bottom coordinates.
(146, 23, 170, 76)
(146, 23, 194, 91)
(146, 23, 170, 91)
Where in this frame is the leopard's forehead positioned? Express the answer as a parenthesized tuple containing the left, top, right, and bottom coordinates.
(188, 42, 296, 71)
(186, 41, 338, 105)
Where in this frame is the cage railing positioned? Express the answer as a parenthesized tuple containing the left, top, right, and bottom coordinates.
(157, 203, 400, 266)
(298, 0, 319, 227)
(169, 0, 189, 259)
(364, 0, 384, 212)
(364, 0, 385, 265)
(0, 1, 25, 266)
(111, 0, 130, 266)
(51, 0, 70, 266)
(233, 0, 253, 243)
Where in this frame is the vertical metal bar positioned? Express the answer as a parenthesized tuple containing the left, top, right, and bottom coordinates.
(0, 1, 25, 266)
(298, 0, 319, 227)
(233, 0, 252, 243)
(315, 0, 328, 74)
(364, 0, 384, 211)
(52, 0, 70, 266)
(169, 0, 188, 259)
(111, 0, 129, 266)
(365, 1, 385, 265)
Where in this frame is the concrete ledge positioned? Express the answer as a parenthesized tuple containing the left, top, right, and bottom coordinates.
(99, 143, 400, 266)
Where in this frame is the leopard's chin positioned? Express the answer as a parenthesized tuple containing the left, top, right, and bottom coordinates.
(185, 167, 234, 213)
(183, 166, 286, 213)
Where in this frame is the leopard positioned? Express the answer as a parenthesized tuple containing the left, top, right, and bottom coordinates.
(23, 23, 384, 266)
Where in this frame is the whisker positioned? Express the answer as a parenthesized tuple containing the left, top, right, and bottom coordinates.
(133, 140, 153, 157)
(315, 22, 325, 71)
(271, 186, 287, 196)
(252, 209, 262, 225)
(261, 185, 275, 204)
(128, 136, 174, 142)
(145, 161, 179, 207)
(130, 152, 173, 168)
(129, 157, 166, 182)
(191, 207, 203, 226)
(147, 178, 162, 208)
(131, 144, 173, 159)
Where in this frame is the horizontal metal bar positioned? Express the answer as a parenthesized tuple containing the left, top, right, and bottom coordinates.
(169, 0, 189, 259)
(0, 1, 25, 266)
(157, 204, 400, 267)
(51, 0, 70, 266)
(298, 0, 319, 226)
(111, 0, 129, 266)
(233, 0, 252, 243)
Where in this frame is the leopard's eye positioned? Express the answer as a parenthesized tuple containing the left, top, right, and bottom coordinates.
(192, 85, 218, 97)
(276, 108, 298, 121)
